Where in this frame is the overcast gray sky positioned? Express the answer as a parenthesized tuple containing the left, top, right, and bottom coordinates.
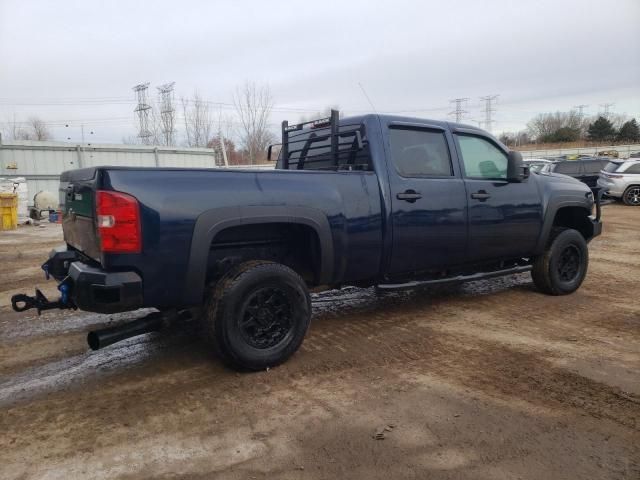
(1, 0, 639, 144)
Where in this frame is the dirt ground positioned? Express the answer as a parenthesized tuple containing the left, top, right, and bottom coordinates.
(0, 204, 638, 480)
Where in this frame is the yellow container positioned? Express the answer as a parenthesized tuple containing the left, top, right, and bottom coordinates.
(0, 193, 18, 230)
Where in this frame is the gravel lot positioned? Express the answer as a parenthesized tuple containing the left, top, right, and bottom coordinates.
(0, 204, 638, 479)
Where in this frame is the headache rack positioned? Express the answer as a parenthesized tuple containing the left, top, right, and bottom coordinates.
(268, 109, 368, 171)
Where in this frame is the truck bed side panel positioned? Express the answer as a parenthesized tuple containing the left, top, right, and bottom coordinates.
(99, 168, 383, 308)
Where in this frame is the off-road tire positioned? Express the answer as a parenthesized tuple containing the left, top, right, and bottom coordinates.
(203, 261, 311, 371)
(531, 228, 588, 295)
(622, 185, 640, 206)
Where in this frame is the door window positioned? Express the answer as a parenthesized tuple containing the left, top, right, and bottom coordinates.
(583, 161, 604, 174)
(625, 163, 640, 174)
(456, 135, 508, 179)
(554, 162, 582, 175)
(389, 128, 453, 177)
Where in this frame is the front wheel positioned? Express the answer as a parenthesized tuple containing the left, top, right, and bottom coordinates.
(203, 261, 311, 371)
(531, 228, 589, 295)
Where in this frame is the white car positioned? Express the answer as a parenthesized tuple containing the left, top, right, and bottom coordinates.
(597, 159, 640, 206)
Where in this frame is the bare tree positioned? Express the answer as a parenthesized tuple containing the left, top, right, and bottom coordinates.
(28, 117, 52, 140)
(527, 111, 583, 141)
(2, 115, 51, 141)
(234, 82, 274, 164)
(181, 91, 213, 148)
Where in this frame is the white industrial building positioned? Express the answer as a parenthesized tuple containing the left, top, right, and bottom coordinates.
(0, 138, 273, 203)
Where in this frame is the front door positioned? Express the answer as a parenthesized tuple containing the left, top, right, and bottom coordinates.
(386, 125, 467, 276)
(453, 133, 543, 263)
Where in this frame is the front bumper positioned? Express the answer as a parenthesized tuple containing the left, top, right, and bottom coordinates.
(589, 187, 604, 240)
(46, 247, 143, 314)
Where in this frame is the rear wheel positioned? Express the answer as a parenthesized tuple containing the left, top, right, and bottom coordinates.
(622, 185, 640, 206)
(531, 228, 588, 295)
(203, 261, 311, 371)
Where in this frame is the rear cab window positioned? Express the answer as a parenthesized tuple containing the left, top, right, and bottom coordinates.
(276, 122, 371, 171)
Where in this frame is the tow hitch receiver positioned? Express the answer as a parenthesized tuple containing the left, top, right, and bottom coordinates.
(11, 283, 76, 315)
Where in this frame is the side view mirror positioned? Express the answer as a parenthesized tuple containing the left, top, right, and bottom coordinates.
(507, 150, 529, 182)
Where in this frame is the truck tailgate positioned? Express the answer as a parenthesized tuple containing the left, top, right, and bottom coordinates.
(59, 167, 101, 261)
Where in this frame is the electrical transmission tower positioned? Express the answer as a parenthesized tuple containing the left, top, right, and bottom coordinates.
(133, 83, 152, 144)
(157, 82, 176, 146)
(449, 98, 469, 123)
(599, 103, 614, 119)
(479, 95, 499, 133)
(573, 104, 589, 120)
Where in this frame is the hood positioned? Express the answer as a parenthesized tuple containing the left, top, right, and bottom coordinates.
(535, 170, 585, 187)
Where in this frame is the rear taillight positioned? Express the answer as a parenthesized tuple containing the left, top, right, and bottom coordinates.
(605, 173, 623, 179)
(96, 190, 141, 253)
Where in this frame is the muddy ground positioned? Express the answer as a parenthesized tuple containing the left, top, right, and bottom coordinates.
(0, 204, 638, 479)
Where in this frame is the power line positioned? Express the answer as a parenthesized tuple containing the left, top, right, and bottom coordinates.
(449, 97, 469, 123)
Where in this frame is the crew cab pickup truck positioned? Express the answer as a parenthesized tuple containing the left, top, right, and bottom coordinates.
(12, 111, 602, 370)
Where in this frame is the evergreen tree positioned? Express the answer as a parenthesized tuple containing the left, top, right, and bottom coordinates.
(617, 119, 640, 142)
(587, 116, 616, 141)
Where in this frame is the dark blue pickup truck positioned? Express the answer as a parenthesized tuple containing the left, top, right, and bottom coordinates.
(12, 111, 602, 370)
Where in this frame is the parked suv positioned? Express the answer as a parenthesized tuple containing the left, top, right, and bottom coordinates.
(598, 159, 640, 205)
(541, 158, 610, 189)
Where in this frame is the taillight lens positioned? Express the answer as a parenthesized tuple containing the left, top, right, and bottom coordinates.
(605, 173, 623, 179)
(96, 190, 141, 253)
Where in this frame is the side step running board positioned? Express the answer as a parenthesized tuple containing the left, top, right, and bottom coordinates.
(377, 265, 532, 290)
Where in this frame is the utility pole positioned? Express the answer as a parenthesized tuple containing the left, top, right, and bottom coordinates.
(133, 83, 152, 144)
(479, 95, 499, 133)
(157, 82, 176, 146)
(599, 103, 614, 119)
(449, 97, 469, 123)
(219, 133, 229, 167)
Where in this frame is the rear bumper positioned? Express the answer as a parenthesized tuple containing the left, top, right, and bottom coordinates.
(45, 247, 143, 314)
(597, 177, 623, 197)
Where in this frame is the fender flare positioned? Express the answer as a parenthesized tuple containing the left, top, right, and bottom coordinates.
(182, 205, 334, 305)
(534, 199, 592, 254)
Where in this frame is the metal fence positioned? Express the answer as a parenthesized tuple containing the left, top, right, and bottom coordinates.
(518, 143, 640, 159)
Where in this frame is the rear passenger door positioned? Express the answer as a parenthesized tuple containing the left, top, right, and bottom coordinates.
(386, 124, 467, 275)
